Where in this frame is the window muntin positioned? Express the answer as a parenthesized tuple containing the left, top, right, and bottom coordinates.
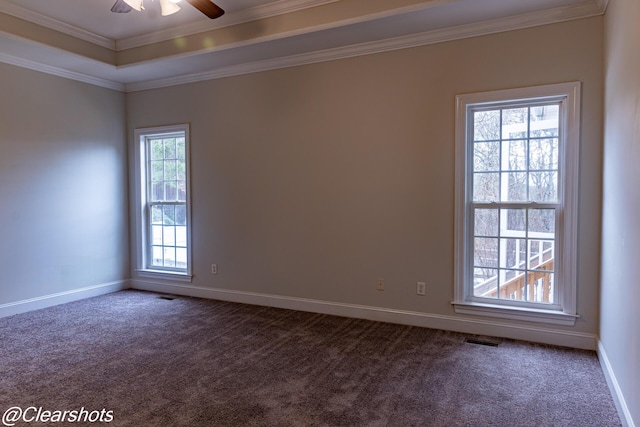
(454, 83, 580, 323)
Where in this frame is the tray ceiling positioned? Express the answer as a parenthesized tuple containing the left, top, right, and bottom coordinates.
(0, 0, 607, 91)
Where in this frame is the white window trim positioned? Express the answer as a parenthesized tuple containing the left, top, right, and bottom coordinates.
(133, 124, 193, 282)
(453, 82, 581, 326)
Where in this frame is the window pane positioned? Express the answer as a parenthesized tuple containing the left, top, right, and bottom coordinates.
(176, 248, 187, 269)
(530, 105, 559, 137)
(504, 172, 527, 202)
(151, 161, 163, 181)
(528, 272, 554, 303)
(529, 138, 558, 170)
(164, 138, 176, 159)
(152, 182, 164, 201)
(164, 160, 177, 181)
(175, 205, 186, 226)
(499, 269, 527, 300)
(177, 181, 186, 202)
(176, 226, 187, 247)
(528, 209, 555, 234)
(528, 240, 554, 269)
(502, 108, 527, 139)
(501, 209, 526, 235)
(163, 226, 175, 246)
(165, 182, 178, 201)
(163, 247, 176, 267)
(505, 140, 527, 171)
(474, 141, 500, 172)
(473, 110, 500, 141)
(500, 238, 526, 269)
(473, 268, 498, 299)
(474, 209, 498, 237)
(151, 206, 163, 224)
(474, 237, 498, 268)
(151, 139, 164, 160)
(177, 160, 186, 180)
(151, 225, 163, 245)
(502, 268, 524, 288)
(176, 138, 185, 159)
(529, 171, 558, 202)
(163, 205, 175, 224)
(152, 246, 163, 266)
(473, 173, 499, 202)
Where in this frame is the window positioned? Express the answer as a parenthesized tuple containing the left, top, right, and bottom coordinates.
(454, 83, 580, 325)
(134, 125, 192, 281)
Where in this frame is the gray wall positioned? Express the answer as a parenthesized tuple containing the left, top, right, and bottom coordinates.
(0, 63, 129, 304)
(127, 17, 603, 336)
(601, 0, 640, 423)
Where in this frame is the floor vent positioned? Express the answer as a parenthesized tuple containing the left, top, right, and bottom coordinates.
(158, 296, 176, 301)
(464, 337, 500, 347)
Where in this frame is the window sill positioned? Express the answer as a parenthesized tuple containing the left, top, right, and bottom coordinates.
(135, 269, 193, 283)
(452, 301, 578, 326)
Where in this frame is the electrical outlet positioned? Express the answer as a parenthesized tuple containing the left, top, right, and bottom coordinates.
(211, 263, 218, 274)
(376, 278, 384, 291)
(416, 282, 426, 295)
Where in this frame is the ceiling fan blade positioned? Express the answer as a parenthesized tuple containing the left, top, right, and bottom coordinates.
(111, 0, 133, 13)
(185, 0, 225, 19)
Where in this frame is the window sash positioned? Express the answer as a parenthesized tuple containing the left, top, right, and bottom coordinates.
(466, 202, 561, 310)
(146, 201, 188, 271)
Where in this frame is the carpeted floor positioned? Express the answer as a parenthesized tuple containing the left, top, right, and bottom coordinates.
(0, 290, 620, 426)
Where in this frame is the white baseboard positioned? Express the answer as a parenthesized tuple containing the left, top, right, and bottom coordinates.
(0, 280, 129, 319)
(130, 279, 598, 350)
(598, 341, 635, 427)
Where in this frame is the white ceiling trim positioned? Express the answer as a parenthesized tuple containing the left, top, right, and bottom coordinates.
(117, 0, 340, 51)
(0, 0, 116, 50)
(126, 0, 606, 92)
(0, 52, 124, 91)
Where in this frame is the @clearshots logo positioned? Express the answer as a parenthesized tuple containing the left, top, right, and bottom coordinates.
(2, 406, 114, 426)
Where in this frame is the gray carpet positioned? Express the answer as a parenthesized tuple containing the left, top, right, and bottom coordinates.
(0, 290, 620, 426)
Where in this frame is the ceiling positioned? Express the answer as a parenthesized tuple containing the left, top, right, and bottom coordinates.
(1, 0, 279, 40)
(0, 0, 607, 92)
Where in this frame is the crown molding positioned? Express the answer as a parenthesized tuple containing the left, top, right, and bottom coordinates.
(0, 0, 116, 50)
(126, 0, 606, 92)
(0, 52, 124, 91)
